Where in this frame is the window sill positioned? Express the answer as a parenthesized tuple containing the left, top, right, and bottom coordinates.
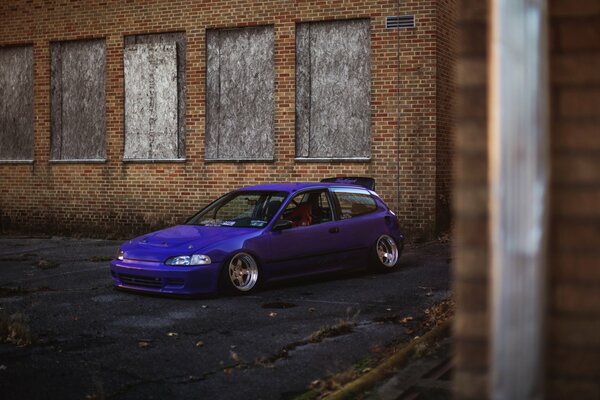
(204, 158, 275, 163)
(49, 159, 107, 164)
(0, 160, 34, 164)
(295, 157, 371, 163)
(123, 158, 186, 163)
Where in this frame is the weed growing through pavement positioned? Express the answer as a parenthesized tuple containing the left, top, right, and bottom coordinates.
(299, 298, 455, 399)
(0, 286, 53, 297)
(422, 297, 455, 330)
(309, 307, 360, 343)
(255, 308, 361, 368)
(0, 287, 31, 297)
(0, 312, 32, 346)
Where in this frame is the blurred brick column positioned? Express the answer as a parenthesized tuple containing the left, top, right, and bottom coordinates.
(546, 1, 600, 398)
(452, 0, 490, 398)
(453, 0, 600, 399)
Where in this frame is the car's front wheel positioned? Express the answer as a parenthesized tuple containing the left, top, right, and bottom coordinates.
(222, 252, 260, 294)
(372, 234, 400, 271)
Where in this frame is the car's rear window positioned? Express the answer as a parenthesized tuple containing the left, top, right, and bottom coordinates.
(331, 188, 378, 219)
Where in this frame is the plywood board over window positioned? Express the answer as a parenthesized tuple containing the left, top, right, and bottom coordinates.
(0, 45, 34, 162)
(296, 19, 371, 159)
(206, 26, 275, 161)
(123, 32, 186, 161)
(50, 39, 106, 161)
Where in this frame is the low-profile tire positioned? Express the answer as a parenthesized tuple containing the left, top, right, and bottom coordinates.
(221, 252, 261, 294)
(371, 234, 400, 272)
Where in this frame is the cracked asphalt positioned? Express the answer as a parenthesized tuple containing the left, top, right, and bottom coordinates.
(0, 236, 451, 400)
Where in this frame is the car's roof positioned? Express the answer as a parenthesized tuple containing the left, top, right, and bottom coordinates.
(239, 182, 367, 192)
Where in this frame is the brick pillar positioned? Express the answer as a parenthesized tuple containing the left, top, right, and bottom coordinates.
(545, 1, 600, 398)
(453, 0, 490, 398)
(453, 0, 600, 399)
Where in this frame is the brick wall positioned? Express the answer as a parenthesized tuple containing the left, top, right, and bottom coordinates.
(546, 0, 600, 398)
(0, 0, 452, 239)
(453, 0, 600, 398)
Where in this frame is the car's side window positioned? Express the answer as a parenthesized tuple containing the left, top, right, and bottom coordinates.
(281, 190, 333, 228)
(332, 188, 378, 220)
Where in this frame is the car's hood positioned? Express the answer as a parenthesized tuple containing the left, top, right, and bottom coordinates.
(135, 225, 256, 248)
(122, 225, 259, 262)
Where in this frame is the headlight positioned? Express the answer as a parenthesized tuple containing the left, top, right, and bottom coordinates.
(190, 254, 211, 265)
(165, 254, 212, 266)
(116, 249, 124, 261)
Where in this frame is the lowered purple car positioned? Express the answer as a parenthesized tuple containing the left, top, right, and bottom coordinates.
(110, 178, 404, 295)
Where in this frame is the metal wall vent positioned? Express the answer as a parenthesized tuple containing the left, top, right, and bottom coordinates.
(385, 15, 416, 29)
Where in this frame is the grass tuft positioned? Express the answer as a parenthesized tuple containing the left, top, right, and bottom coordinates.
(0, 287, 31, 297)
(0, 312, 32, 346)
(309, 308, 360, 343)
(308, 320, 355, 343)
(295, 298, 455, 400)
(35, 259, 59, 269)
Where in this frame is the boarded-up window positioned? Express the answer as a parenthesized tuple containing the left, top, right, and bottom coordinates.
(51, 40, 106, 160)
(206, 26, 275, 160)
(0, 45, 34, 161)
(124, 33, 186, 160)
(296, 20, 371, 159)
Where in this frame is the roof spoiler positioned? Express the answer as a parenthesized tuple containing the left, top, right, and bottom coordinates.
(320, 177, 376, 191)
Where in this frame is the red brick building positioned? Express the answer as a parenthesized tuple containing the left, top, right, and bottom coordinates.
(0, 0, 454, 240)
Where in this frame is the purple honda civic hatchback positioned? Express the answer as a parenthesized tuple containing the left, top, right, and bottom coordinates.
(110, 178, 404, 295)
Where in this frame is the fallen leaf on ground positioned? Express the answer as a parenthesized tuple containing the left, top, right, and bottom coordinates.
(195, 341, 204, 348)
(138, 340, 151, 349)
(167, 332, 178, 337)
(268, 312, 277, 317)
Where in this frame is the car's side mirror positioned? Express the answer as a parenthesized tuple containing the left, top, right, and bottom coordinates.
(273, 219, 294, 231)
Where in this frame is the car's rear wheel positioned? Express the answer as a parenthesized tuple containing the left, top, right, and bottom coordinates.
(222, 252, 260, 294)
(372, 234, 400, 271)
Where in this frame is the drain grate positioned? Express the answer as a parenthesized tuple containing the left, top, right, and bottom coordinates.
(398, 357, 453, 400)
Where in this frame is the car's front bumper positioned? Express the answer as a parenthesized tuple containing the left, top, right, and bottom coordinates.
(110, 259, 221, 295)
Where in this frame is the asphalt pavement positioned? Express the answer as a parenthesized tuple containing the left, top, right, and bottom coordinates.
(0, 235, 450, 400)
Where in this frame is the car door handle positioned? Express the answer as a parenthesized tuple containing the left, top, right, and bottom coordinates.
(329, 227, 340, 234)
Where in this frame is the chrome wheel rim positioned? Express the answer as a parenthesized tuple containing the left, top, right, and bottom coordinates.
(376, 235, 399, 267)
(228, 253, 258, 291)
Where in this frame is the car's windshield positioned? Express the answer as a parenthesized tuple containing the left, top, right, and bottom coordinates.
(187, 191, 288, 228)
